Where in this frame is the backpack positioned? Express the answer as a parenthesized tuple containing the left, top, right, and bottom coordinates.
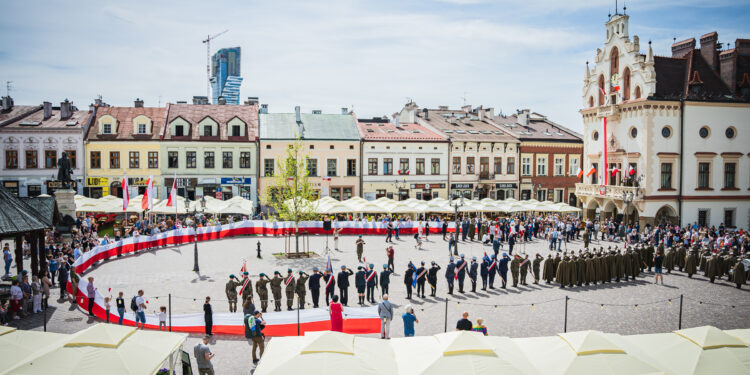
(244, 314, 259, 338)
(130, 296, 139, 312)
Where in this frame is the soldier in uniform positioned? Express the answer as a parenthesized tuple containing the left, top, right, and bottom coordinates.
(732, 257, 746, 289)
(240, 271, 253, 304)
(225, 274, 240, 313)
(510, 254, 521, 287)
(356, 235, 365, 262)
(337, 265, 353, 306)
(556, 254, 568, 288)
(270, 271, 284, 312)
(543, 254, 555, 284)
(520, 253, 530, 286)
(284, 269, 296, 311)
(469, 257, 478, 292)
(323, 269, 336, 306)
(308, 267, 322, 308)
(256, 273, 270, 313)
(532, 253, 542, 284)
(480, 255, 490, 290)
(416, 261, 427, 298)
(380, 264, 392, 296)
(499, 253, 510, 289)
(355, 266, 366, 305)
(404, 262, 415, 299)
(706, 253, 720, 283)
(296, 270, 309, 309)
(427, 261, 441, 297)
(445, 257, 456, 294)
(366, 264, 378, 303)
(468, 218, 476, 241)
(456, 254, 467, 293)
(488, 254, 497, 288)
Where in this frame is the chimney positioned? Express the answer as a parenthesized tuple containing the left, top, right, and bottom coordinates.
(295, 106, 301, 123)
(720, 49, 738, 93)
(438, 105, 449, 111)
(476, 105, 484, 121)
(699, 32, 719, 71)
(245, 96, 259, 106)
(60, 99, 72, 120)
(671, 38, 696, 58)
(461, 105, 472, 113)
(485, 107, 495, 118)
(192, 96, 209, 105)
(43, 101, 52, 120)
(341, 107, 348, 115)
(517, 109, 530, 126)
(94, 96, 103, 107)
(260, 104, 268, 114)
(218, 96, 226, 105)
(134, 98, 144, 108)
(736, 39, 750, 56)
(422, 108, 429, 120)
(1, 96, 13, 111)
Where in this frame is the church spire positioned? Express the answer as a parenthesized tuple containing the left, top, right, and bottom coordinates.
(585, 61, 591, 80)
(646, 40, 654, 64)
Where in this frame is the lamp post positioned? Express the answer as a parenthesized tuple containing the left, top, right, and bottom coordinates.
(186, 196, 207, 272)
(621, 175, 642, 227)
(452, 195, 464, 256)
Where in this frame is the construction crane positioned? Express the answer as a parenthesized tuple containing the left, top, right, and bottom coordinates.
(202, 30, 229, 100)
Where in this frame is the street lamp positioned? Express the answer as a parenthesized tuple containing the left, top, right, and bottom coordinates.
(452, 195, 465, 256)
(186, 196, 207, 272)
(394, 178, 408, 201)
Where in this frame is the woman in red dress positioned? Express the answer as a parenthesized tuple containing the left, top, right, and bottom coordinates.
(329, 295, 344, 332)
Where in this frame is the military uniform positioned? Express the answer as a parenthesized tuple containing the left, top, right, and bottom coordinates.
(469, 259, 478, 292)
(308, 270, 323, 308)
(445, 259, 456, 294)
(416, 262, 427, 297)
(543, 255, 554, 284)
(499, 255, 510, 289)
(380, 266, 392, 296)
(706, 255, 720, 283)
(355, 267, 366, 305)
(732, 259, 746, 289)
(324, 272, 336, 305)
(356, 237, 365, 262)
(240, 274, 253, 303)
(510, 255, 521, 287)
(532, 254, 542, 284)
(284, 271, 296, 311)
(456, 256, 467, 293)
(427, 263, 441, 296)
(520, 255, 530, 285)
(404, 264, 415, 299)
(480, 258, 489, 290)
(225, 276, 240, 313)
(296, 271, 309, 308)
(270, 272, 284, 312)
(337, 267, 353, 306)
(256, 274, 270, 313)
(365, 266, 378, 303)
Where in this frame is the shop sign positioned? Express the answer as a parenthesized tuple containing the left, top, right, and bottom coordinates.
(451, 183, 474, 189)
(128, 177, 158, 186)
(220, 177, 252, 185)
(86, 177, 109, 187)
(165, 178, 196, 188)
(495, 183, 517, 189)
(216, 191, 223, 200)
(47, 180, 78, 189)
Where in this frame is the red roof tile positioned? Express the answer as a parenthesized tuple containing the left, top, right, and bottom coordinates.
(357, 121, 446, 142)
(163, 103, 258, 141)
(86, 106, 167, 141)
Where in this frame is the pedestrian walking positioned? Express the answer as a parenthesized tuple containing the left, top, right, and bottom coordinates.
(133, 290, 147, 329)
(377, 294, 394, 339)
(194, 335, 215, 375)
(356, 236, 365, 262)
(245, 310, 265, 365)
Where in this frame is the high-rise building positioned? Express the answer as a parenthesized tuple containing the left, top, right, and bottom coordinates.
(210, 47, 243, 105)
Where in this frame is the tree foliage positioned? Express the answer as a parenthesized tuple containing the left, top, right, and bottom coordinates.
(264, 137, 318, 225)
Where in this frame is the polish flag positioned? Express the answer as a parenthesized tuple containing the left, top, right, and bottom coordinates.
(166, 174, 177, 207)
(121, 175, 129, 211)
(576, 167, 584, 179)
(586, 166, 596, 177)
(628, 165, 636, 176)
(141, 176, 153, 210)
(611, 167, 620, 177)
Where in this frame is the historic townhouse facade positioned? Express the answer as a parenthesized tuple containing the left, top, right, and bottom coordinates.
(0, 98, 89, 197)
(490, 109, 583, 205)
(84, 100, 165, 198)
(358, 116, 449, 200)
(259, 107, 360, 210)
(401, 103, 521, 200)
(160, 101, 259, 205)
(578, 12, 750, 227)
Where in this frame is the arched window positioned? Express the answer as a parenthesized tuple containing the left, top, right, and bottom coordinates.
(623, 67, 631, 100)
(610, 47, 619, 81)
(588, 96, 594, 108)
(598, 75, 605, 106)
(634, 86, 641, 99)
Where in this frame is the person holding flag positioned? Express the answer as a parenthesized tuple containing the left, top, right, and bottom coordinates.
(456, 254, 467, 293)
(323, 268, 336, 306)
(355, 266, 366, 305)
(365, 263, 378, 304)
(403, 261, 416, 299)
(416, 261, 427, 298)
(427, 261, 441, 297)
(239, 271, 252, 305)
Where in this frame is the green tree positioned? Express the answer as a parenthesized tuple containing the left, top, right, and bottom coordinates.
(264, 137, 318, 255)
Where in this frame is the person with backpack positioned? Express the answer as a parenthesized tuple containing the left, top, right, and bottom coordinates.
(244, 310, 266, 365)
(132, 290, 146, 329)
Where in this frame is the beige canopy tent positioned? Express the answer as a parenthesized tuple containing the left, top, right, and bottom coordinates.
(1, 324, 187, 375)
(215, 196, 255, 216)
(0, 326, 69, 372)
(254, 331, 396, 375)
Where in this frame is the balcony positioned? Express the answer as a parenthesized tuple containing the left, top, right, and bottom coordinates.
(575, 183, 640, 201)
(596, 104, 620, 120)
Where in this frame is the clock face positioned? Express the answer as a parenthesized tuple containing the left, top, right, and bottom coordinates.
(610, 73, 620, 86)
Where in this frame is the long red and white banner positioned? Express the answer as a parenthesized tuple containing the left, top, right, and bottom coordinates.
(68, 278, 380, 336)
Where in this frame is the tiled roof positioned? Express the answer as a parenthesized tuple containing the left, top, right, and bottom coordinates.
(491, 113, 582, 142)
(19, 196, 59, 227)
(0, 185, 51, 236)
(260, 113, 360, 140)
(357, 121, 447, 141)
(86, 106, 167, 141)
(0, 105, 41, 126)
(2, 107, 90, 130)
(652, 48, 742, 101)
(653, 55, 688, 98)
(416, 109, 518, 142)
(163, 103, 259, 141)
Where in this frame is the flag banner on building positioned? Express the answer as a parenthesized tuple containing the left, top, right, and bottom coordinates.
(141, 176, 153, 210)
(576, 167, 584, 179)
(586, 166, 596, 177)
(167, 174, 177, 207)
(121, 175, 129, 211)
(611, 166, 620, 177)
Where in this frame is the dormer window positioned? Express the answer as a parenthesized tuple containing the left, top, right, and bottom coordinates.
(103, 123, 112, 134)
(203, 125, 212, 137)
(137, 123, 147, 134)
(232, 125, 241, 137)
(175, 125, 184, 137)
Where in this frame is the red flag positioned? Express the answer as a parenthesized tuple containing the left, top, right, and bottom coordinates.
(576, 167, 584, 179)
(611, 167, 620, 177)
(141, 177, 152, 210)
(121, 175, 129, 211)
(586, 166, 596, 177)
(166, 174, 177, 207)
(628, 165, 636, 176)
(240, 260, 247, 274)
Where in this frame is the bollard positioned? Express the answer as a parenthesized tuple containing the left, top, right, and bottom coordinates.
(564, 295, 569, 333)
(678, 294, 683, 330)
(168, 293, 172, 332)
(444, 298, 449, 333)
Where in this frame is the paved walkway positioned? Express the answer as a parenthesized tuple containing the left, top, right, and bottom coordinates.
(10, 233, 750, 374)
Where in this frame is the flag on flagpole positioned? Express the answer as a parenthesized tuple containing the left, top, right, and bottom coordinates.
(586, 166, 596, 177)
(141, 176, 153, 210)
(325, 254, 334, 288)
(167, 173, 177, 207)
(121, 175, 129, 211)
(411, 262, 418, 288)
(628, 165, 636, 176)
(611, 167, 620, 177)
(576, 167, 584, 179)
(240, 259, 247, 274)
(363, 257, 369, 272)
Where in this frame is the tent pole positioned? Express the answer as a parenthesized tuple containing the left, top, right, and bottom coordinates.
(444, 298, 448, 333)
(678, 294, 683, 330)
(168, 293, 172, 332)
(564, 295, 569, 333)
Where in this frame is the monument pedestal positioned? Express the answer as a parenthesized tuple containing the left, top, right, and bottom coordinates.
(54, 189, 76, 243)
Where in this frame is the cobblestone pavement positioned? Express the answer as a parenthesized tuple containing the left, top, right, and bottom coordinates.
(10, 233, 750, 374)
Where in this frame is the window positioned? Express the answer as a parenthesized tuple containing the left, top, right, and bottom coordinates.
(634, 86, 641, 99)
(307, 158, 318, 177)
(148, 152, 158, 168)
(623, 67, 631, 100)
(452, 157, 461, 174)
(697, 210, 708, 227)
(431, 158, 440, 175)
(537, 156, 547, 176)
(343, 187, 353, 200)
(536, 189, 547, 201)
(368, 158, 378, 175)
(466, 157, 475, 174)
(507, 157, 515, 175)
(725, 127, 736, 139)
(349, 145, 354, 150)
(264, 159, 274, 176)
(330, 187, 341, 200)
(479, 157, 489, 178)
(240, 152, 251, 168)
(591, 163, 598, 184)
(521, 157, 532, 176)
(232, 125, 241, 137)
(329, 145, 334, 150)
(43, 150, 56, 169)
(399, 158, 409, 174)
(724, 163, 736, 188)
(25, 150, 37, 169)
(554, 157, 564, 176)
(110, 151, 120, 169)
(203, 125, 213, 137)
(416, 158, 425, 175)
(5, 150, 17, 169)
(204, 151, 214, 168)
(129, 151, 139, 168)
(569, 156, 579, 176)
(610, 47, 619, 80)
(90, 151, 101, 169)
(168, 151, 178, 168)
(593, 131, 599, 141)
(724, 209, 735, 228)
(383, 158, 393, 175)
(662, 126, 672, 138)
(103, 123, 112, 134)
(66, 150, 76, 169)
(698, 162, 710, 188)
(660, 163, 672, 189)
(375, 189, 386, 198)
(346, 159, 356, 177)
(555, 189, 564, 203)
(630, 127, 637, 139)
(27, 185, 41, 197)
(326, 159, 337, 177)
(598, 75, 605, 106)
(223, 152, 233, 168)
(186, 151, 196, 168)
(174, 125, 184, 137)
(493, 157, 502, 175)
(137, 123, 147, 134)
(699, 126, 710, 138)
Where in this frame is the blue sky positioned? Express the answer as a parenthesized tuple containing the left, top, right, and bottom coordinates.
(1, 0, 748, 132)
